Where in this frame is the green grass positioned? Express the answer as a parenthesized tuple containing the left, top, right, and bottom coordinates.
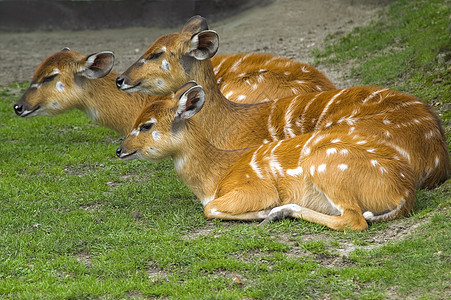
(1, 0, 450, 298)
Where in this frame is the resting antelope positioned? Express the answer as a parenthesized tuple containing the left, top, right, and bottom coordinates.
(14, 47, 334, 136)
(117, 82, 416, 231)
(116, 15, 450, 189)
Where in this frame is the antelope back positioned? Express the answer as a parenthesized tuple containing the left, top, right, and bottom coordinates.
(14, 49, 115, 118)
(263, 87, 450, 188)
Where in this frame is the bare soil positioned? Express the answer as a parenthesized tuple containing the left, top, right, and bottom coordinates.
(0, 0, 391, 88)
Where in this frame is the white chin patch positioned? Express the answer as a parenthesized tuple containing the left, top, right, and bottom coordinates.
(56, 81, 65, 92)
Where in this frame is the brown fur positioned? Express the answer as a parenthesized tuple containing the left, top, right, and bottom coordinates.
(118, 84, 417, 231)
(15, 47, 331, 135)
(118, 17, 450, 189)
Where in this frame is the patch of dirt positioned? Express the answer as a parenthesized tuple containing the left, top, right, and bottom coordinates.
(0, 0, 391, 88)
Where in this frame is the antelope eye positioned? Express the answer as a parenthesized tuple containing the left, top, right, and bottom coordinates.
(139, 122, 154, 131)
(42, 74, 58, 83)
(148, 52, 163, 60)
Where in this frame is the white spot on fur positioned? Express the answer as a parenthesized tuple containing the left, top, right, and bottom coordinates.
(310, 166, 315, 176)
(367, 149, 375, 153)
(237, 95, 247, 101)
(326, 148, 337, 156)
(31, 83, 41, 89)
(383, 119, 391, 125)
(338, 164, 348, 171)
(318, 164, 326, 173)
(357, 140, 367, 145)
(302, 66, 310, 72)
(435, 156, 440, 167)
(209, 208, 221, 215)
(286, 167, 303, 176)
(250, 145, 265, 179)
(130, 129, 140, 137)
(371, 160, 379, 167)
(425, 130, 434, 139)
(331, 138, 341, 143)
(380, 166, 387, 174)
(340, 149, 349, 155)
(225, 91, 233, 98)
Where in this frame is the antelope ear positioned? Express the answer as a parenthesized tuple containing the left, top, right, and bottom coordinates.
(182, 15, 208, 34)
(79, 51, 115, 79)
(188, 30, 219, 60)
(175, 84, 205, 119)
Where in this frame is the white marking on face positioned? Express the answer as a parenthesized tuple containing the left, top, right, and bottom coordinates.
(152, 130, 162, 141)
(56, 81, 65, 92)
(31, 83, 41, 89)
(237, 95, 247, 101)
(138, 58, 147, 65)
(130, 129, 140, 136)
(326, 148, 337, 156)
(286, 166, 303, 176)
(318, 164, 326, 173)
(161, 46, 167, 52)
(400, 173, 406, 178)
(338, 164, 348, 171)
(310, 166, 315, 176)
(161, 59, 170, 72)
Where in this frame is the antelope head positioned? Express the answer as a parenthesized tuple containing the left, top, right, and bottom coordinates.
(116, 15, 219, 95)
(14, 48, 114, 117)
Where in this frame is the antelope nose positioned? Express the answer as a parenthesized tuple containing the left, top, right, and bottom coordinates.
(13, 104, 24, 115)
(116, 147, 123, 157)
(116, 76, 125, 89)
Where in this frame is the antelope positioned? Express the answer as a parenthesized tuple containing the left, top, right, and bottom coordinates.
(14, 47, 334, 136)
(117, 82, 416, 231)
(116, 15, 450, 189)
